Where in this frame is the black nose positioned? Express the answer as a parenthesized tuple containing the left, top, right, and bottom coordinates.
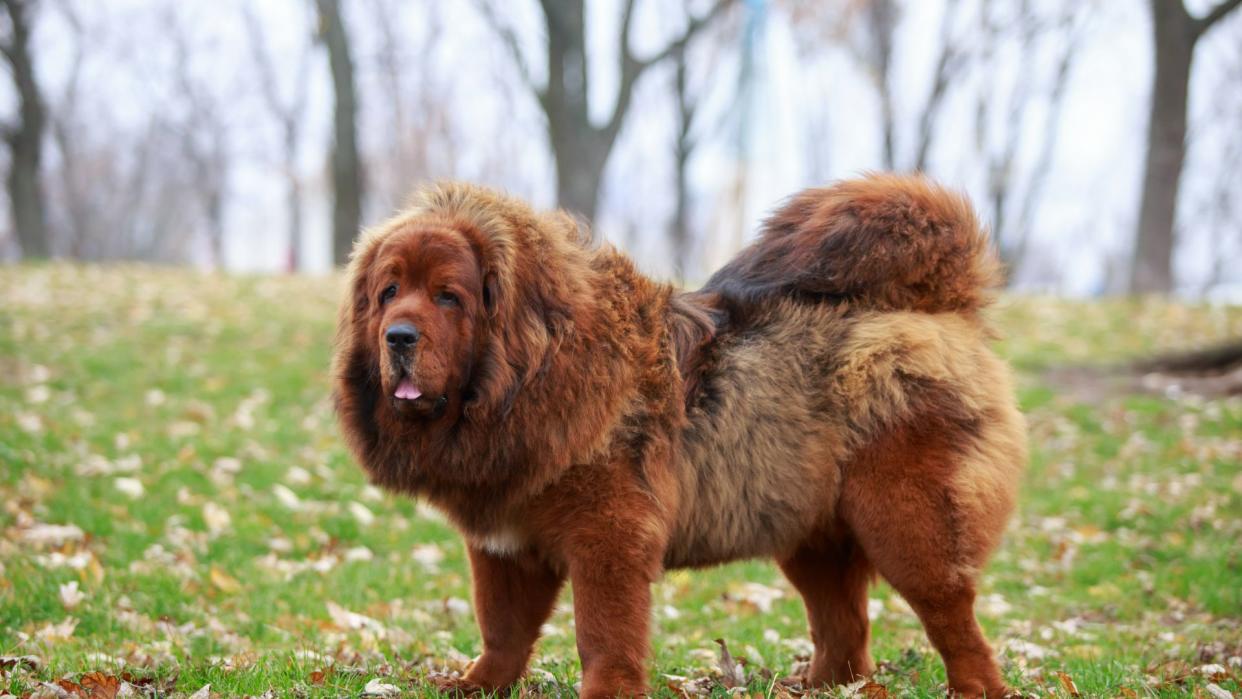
(385, 323, 420, 349)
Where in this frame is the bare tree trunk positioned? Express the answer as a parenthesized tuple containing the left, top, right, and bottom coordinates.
(316, 0, 363, 266)
(1130, 0, 1242, 293)
(539, 0, 612, 223)
(286, 128, 304, 273)
(1131, 1, 1194, 294)
(50, 0, 88, 259)
(1, 0, 50, 259)
(482, 0, 731, 223)
(205, 184, 225, 268)
(866, 0, 897, 170)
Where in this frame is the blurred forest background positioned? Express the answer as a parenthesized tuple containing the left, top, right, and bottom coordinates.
(1, 0, 1241, 297)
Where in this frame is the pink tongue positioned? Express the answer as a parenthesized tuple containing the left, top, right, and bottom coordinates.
(395, 378, 422, 400)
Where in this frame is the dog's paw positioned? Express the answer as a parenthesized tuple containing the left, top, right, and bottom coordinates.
(427, 673, 486, 697)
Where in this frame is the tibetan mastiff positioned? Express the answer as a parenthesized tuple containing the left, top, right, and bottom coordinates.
(332, 174, 1027, 698)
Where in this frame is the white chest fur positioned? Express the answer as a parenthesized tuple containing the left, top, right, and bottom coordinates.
(475, 526, 526, 558)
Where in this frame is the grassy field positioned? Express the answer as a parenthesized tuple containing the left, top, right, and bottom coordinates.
(1, 264, 1240, 698)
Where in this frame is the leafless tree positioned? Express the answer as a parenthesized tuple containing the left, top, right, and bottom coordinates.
(671, 44, 694, 278)
(668, 2, 736, 280)
(47, 0, 88, 258)
(479, 0, 734, 223)
(1191, 40, 1242, 293)
(911, 0, 966, 173)
(1, 0, 49, 258)
(1130, 0, 1242, 293)
(831, 0, 966, 172)
(41, 1, 198, 263)
(166, 10, 230, 269)
(864, 0, 897, 170)
(315, 0, 363, 266)
(244, 4, 312, 272)
(975, 0, 1084, 276)
(363, 0, 459, 213)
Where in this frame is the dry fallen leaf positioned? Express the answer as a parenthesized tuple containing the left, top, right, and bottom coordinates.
(858, 681, 889, 698)
(53, 678, 84, 697)
(187, 683, 211, 699)
(361, 678, 401, 697)
(202, 502, 230, 536)
(1198, 664, 1229, 681)
(79, 672, 122, 699)
(19, 523, 85, 547)
(714, 638, 746, 689)
(349, 502, 375, 526)
(59, 581, 86, 610)
(326, 601, 385, 632)
(0, 655, 43, 672)
(272, 484, 302, 510)
(113, 477, 144, 499)
(1055, 671, 1080, 697)
(209, 566, 242, 593)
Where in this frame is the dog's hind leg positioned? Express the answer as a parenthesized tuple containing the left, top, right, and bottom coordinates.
(840, 423, 1019, 698)
(779, 536, 875, 688)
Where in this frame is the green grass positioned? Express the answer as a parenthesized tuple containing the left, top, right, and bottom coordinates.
(1, 265, 1240, 697)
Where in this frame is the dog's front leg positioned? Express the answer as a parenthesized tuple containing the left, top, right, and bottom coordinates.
(569, 550, 656, 697)
(439, 545, 563, 694)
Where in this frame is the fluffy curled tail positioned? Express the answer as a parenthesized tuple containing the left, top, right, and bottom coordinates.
(703, 173, 1002, 316)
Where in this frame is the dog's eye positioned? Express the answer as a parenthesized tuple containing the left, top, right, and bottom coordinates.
(435, 290, 459, 307)
(379, 284, 398, 306)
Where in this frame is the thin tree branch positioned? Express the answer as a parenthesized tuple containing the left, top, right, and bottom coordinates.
(1195, 0, 1242, 35)
(476, 0, 542, 101)
(606, 0, 732, 144)
(913, 0, 965, 172)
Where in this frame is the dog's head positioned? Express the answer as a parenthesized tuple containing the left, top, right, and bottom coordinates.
(333, 183, 583, 471)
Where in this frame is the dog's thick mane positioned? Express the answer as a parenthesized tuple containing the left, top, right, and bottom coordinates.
(332, 183, 672, 532)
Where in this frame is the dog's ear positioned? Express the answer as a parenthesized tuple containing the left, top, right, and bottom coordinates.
(341, 232, 383, 326)
(482, 271, 499, 318)
(332, 230, 387, 468)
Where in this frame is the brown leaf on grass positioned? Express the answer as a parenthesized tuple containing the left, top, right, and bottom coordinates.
(208, 566, 241, 594)
(361, 678, 401, 697)
(78, 672, 122, 698)
(714, 638, 746, 689)
(55, 679, 86, 697)
(0, 655, 42, 672)
(1117, 688, 1138, 698)
(858, 681, 890, 698)
(29, 682, 74, 699)
(661, 674, 714, 697)
(1148, 659, 1195, 686)
(1055, 671, 1080, 697)
(47, 673, 126, 699)
(309, 669, 326, 685)
(1197, 664, 1230, 681)
(118, 672, 176, 695)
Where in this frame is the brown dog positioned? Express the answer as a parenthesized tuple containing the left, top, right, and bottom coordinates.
(332, 174, 1027, 698)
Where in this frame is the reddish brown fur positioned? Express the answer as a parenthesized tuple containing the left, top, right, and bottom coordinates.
(332, 175, 1027, 698)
